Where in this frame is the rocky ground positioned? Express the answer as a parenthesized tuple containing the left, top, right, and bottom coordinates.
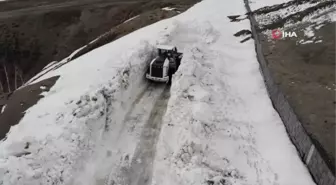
(252, 0, 335, 172)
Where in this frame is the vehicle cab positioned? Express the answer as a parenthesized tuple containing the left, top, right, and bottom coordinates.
(157, 45, 177, 57)
(146, 45, 182, 83)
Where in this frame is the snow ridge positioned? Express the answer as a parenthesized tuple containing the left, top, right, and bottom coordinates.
(0, 41, 157, 185)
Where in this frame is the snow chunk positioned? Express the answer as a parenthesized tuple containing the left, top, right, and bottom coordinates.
(304, 27, 315, 38)
(301, 5, 336, 24)
(186, 85, 211, 102)
(162, 7, 176, 11)
(299, 39, 314, 45)
(40, 86, 47, 90)
(1, 104, 6, 113)
(123, 15, 140, 23)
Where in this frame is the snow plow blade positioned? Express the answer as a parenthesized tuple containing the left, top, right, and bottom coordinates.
(145, 73, 169, 83)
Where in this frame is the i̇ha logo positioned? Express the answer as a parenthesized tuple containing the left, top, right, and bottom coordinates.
(272, 29, 297, 39)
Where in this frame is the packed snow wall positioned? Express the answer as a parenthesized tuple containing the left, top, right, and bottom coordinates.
(243, 1, 335, 185)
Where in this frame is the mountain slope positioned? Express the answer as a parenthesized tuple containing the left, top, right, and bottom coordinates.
(0, 0, 316, 185)
(252, 0, 336, 172)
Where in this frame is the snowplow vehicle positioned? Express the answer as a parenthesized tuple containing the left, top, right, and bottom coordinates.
(146, 45, 183, 83)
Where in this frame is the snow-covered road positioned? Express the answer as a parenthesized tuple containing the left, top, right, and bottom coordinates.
(91, 83, 170, 185)
(0, 0, 317, 185)
(123, 84, 170, 185)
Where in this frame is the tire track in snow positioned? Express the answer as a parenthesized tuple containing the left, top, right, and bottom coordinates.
(103, 83, 170, 185)
(112, 82, 152, 141)
(126, 84, 171, 185)
(101, 82, 151, 133)
(113, 82, 165, 141)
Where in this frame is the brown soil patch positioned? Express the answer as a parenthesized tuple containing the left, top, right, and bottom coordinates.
(70, 7, 183, 61)
(260, 22, 335, 171)
(0, 76, 59, 141)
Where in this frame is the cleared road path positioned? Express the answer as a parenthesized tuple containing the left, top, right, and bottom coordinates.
(96, 82, 170, 185)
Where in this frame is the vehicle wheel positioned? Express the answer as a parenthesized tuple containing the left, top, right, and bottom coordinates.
(168, 70, 173, 84)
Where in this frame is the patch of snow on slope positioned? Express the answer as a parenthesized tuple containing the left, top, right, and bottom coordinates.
(255, 1, 320, 27)
(299, 39, 314, 44)
(251, 0, 336, 37)
(42, 61, 57, 70)
(1, 105, 6, 114)
(304, 26, 315, 38)
(249, 0, 291, 10)
(24, 44, 88, 86)
(123, 15, 140, 23)
(162, 7, 176, 11)
(296, 26, 316, 44)
(303, 5, 336, 30)
(40, 86, 47, 90)
(285, 4, 336, 28)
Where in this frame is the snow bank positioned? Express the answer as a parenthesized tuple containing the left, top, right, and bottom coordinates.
(0, 1, 184, 183)
(0, 31, 158, 185)
(151, 0, 315, 184)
